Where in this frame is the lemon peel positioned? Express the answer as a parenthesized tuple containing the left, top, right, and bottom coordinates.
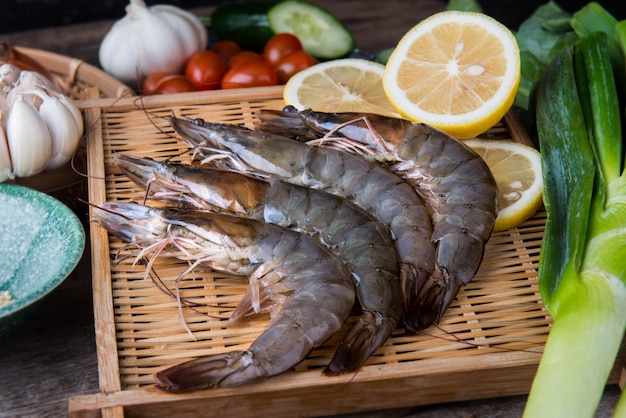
(463, 138, 543, 231)
(283, 58, 400, 117)
(383, 11, 521, 139)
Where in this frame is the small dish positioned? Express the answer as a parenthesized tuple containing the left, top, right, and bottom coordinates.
(0, 183, 85, 341)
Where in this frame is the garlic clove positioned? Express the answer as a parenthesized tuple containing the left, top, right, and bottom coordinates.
(6, 95, 51, 177)
(57, 93, 84, 137)
(0, 125, 12, 182)
(38, 92, 82, 170)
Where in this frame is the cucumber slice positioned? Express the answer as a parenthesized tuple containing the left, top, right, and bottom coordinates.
(267, 1, 355, 59)
(210, 2, 277, 52)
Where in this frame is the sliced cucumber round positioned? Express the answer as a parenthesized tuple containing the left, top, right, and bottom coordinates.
(267, 1, 355, 59)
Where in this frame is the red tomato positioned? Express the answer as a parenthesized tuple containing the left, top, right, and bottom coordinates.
(141, 72, 170, 95)
(185, 50, 229, 91)
(221, 61, 278, 89)
(263, 33, 303, 66)
(149, 74, 197, 94)
(274, 51, 316, 84)
(228, 50, 263, 68)
(211, 40, 241, 63)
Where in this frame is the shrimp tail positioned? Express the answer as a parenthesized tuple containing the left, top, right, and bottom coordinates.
(155, 351, 262, 392)
(405, 234, 487, 333)
(404, 269, 449, 333)
(324, 310, 394, 375)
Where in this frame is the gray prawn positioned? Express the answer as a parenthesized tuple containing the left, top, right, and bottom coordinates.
(255, 108, 498, 332)
(114, 153, 402, 375)
(92, 201, 355, 391)
(168, 116, 437, 334)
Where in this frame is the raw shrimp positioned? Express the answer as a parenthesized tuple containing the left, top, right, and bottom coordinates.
(255, 108, 498, 331)
(92, 202, 355, 391)
(168, 116, 437, 334)
(114, 153, 402, 375)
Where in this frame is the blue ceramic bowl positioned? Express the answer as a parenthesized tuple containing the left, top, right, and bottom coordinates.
(0, 183, 85, 341)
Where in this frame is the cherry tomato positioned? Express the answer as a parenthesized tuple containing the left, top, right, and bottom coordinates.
(149, 74, 197, 94)
(221, 61, 278, 89)
(211, 40, 241, 63)
(228, 50, 263, 68)
(263, 33, 303, 66)
(141, 72, 170, 95)
(185, 50, 229, 91)
(274, 50, 316, 84)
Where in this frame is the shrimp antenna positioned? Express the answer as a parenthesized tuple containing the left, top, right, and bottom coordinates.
(422, 323, 545, 355)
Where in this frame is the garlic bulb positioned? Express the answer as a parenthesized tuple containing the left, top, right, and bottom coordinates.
(0, 64, 84, 182)
(6, 96, 52, 178)
(99, 0, 208, 86)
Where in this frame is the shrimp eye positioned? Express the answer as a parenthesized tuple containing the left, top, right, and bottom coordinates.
(192, 118, 205, 126)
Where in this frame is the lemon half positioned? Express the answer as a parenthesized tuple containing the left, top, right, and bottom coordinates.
(464, 139, 543, 231)
(283, 58, 400, 117)
(383, 11, 521, 139)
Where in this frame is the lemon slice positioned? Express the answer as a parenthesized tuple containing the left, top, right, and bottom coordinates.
(283, 58, 400, 117)
(383, 11, 520, 139)
(463, 139, 543, 231)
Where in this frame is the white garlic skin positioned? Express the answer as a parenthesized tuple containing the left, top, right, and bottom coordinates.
(39, 93, 84, 170)
(98, 0, 208, 86)
(0, 64, 85, 181)
(6, 96, 52, 178)
(0, 126, 12, 182)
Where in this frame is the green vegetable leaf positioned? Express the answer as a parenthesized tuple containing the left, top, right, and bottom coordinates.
(535, 46, 596, 308)
(515, 50, 545, 111)
(514, 2, 574, 111)
(516, 1, 572, 64)
(445, 0, 483, 13)
(571, 2, 625, 93)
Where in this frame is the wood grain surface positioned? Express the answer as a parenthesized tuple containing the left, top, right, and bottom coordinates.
(0, 1, 622, 417)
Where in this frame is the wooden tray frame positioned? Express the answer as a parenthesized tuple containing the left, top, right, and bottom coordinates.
(69, 86, 625, 417)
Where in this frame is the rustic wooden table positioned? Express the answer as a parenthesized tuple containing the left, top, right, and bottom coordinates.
(0, 1, 622, 417)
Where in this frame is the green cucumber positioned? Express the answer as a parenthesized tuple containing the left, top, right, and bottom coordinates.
(267, 0, 355, 59)
(210, 2, 278, 52)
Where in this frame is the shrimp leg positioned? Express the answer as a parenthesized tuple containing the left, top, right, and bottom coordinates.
(93, 202, 355, 391)
(115, 154, 402, 374)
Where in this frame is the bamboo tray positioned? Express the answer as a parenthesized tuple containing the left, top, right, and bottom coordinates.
(70, 86, 624, 417)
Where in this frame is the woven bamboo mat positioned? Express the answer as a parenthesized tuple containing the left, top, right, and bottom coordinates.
(77, 86, 555, 416)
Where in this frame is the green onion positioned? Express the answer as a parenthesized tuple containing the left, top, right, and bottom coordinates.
(525, 29, 626, 418)
(571, 2, 626, 94)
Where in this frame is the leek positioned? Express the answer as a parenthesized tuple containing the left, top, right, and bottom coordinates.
(524, 29, 626, 418)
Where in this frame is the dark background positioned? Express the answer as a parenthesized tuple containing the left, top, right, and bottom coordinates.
(2, 0, 626, 35)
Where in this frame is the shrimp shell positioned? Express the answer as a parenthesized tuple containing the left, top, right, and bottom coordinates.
(168, 116, 437, 335)
(255, 108, 498, 331)
(114, 153, 402, 375)
(92, 202, 355, 391)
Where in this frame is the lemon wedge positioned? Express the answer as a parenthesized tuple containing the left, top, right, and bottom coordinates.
(463, 138, 543, 231)
(282, 58, 400, 117)
(383, 11, 521, 139)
